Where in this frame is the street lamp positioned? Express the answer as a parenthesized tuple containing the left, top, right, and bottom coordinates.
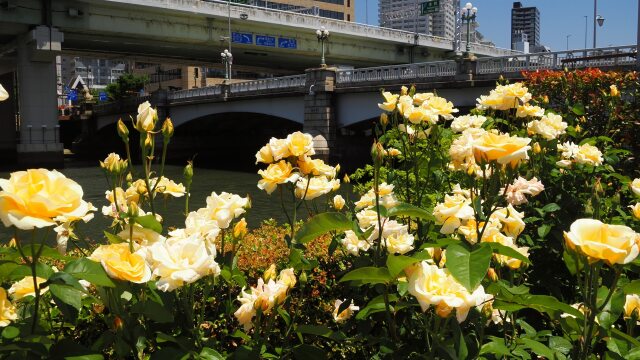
(221, 49, 233, 82)
(592, 0, 605, 48)
(461, 2, 477, 57)
(316, 26, 330, 67)
(566, 34, 571, 50)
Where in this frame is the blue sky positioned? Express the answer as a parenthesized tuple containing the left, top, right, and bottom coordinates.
(355, 0, 638, 51)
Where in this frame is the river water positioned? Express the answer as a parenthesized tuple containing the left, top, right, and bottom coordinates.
(0, 165, 324, 244)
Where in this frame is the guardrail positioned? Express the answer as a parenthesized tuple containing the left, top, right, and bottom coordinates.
(168, 86, 223, 101)
(229, 74, 307, 93)
(477, 45, 637, 74)
(336, 60, 458, 85)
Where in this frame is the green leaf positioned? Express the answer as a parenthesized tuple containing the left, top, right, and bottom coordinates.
(296, 325, 345, 341)
(445, 243, 492, 292)
(537, 224, 551, 239)
(542, 203, 561, 213)
(292, 344, 327, 360)
(386, 254, 422, 278)
(339, 267, 392, 285)
(134, 214, 162, 233)
(479, 337, 511, 356)
(9, 263, 54, 280)
(355, 294, 399, 320)
(624, 280, 640, 294)
(1, 326, 19, 340)
(562, 250, 583, 275)
(485, 242, 531, 264)
(64, 258, 116, 288)
(294, 212, 355, 244)
(549, 336, 572, 355)
(571, 103, 585, 115)
(132, 300, 174, 323)
(519, 338, 561, 359)
(104, 231, 125, 244)
(199, 348, 225, 360)
(50, 284, 83, 311)
(387, 202, 434, 221)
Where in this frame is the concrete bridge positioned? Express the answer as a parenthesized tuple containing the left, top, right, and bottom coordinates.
(87, 45, 637, 169)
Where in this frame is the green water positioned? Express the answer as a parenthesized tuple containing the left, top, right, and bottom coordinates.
(0, 165, 304, 243)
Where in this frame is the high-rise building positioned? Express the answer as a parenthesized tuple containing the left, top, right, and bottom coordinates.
(378, 0, 456, 39)
(511, 2, 540, 50)
(237, 0, 354, 21)
(60, 56, 127, 90)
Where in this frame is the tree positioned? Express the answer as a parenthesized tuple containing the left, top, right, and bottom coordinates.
(106, 73, 149, 100)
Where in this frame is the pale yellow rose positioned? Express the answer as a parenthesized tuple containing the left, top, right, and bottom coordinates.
(333, 299, 359, 323)
(9, 276, 49, 300)
(100, 153, 127, 173)
(381, 220, 415, 255)
(268, 137, 291, 161)
(340, 230, 371, 255)
(333, 195, 345, 210)
(433, 193, 474, 234)
(421, 96, 458, 121)
(490, 205, 526, 238)
(356, 208, 379, 229)
(632, 179, 640, 197)
(500, 83, 532, 104)
(263, 264, 277, 281)
(396, 95, 414, 115)
(295, 176, 339, 200)
(387, 148, 402, 157)
(148, 233, 220, 292)
(277, 268, 297, 289)
(624, 294, 640, 321)
(0, 288, 16, 327)
(516, 104, 545, 118)
(257, 161, 299, 195)
(407, 261, 487, 323)
(135, 101, 157, 132)
(0, 84, 8, 101)
(610, 84, 620, 97)
(630, 203, 640, 220)
(527, 113, 567, 140)
(412, 92, 434, 105)
(482, 232, 529, 270)
(378, 91, 399, 112)
(574, 144, 603, 166)
(472, 132, 531, 168)
(564, 218, 639, 265)
(203, 192, 250, 229)
(255, 144, 274, 164)
(0, 169, 93, 230)
(297, 156, 337, 179)
(458, 219, 501, 245)
(450, 115, 487, 133)
(118, 224, 165, 251)
(153, 177, 186, 197)
(89, 243, 152, 283)
(287, 132, 315, 157)
(235, 288, 257, 330)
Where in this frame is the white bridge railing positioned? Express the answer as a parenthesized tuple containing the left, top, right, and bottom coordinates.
(168, 85, 223, 101)
(336, 60, 458, 85)
(229, 74, 307, 93)
(477, 45, 637, 74)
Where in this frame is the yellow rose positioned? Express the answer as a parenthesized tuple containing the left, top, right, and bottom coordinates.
(0, 84, 8, 101)
(263, 264, 277, 281)
(295, 176, 339, 200)
(9, 276, 49, 300)
(235, 288, 257, 330)
(277, 268, 297, 289)
(527, 113, 567, 140)
(233, 218, 248, 238)
(257, 161, 299, 195)
(632, 179, 640, 197)
(407, 261, 487, 323)
(297, 156, 336, 178)
(333, 195, 345, 210)
(333, 299, 359, 323)
(255, 144, 274, 164)
(0, 288, 17, 327)
(378, 91, 399, 112)
(135, 101, 157, 132)
(610, 84, 620, 97)
(472, 132, 531, 168)
(0, 169, 93, 230)
(516, 104, 545, 118)
(564, 219, 639, 265)
(412, 92, 434, 106)
(630, 203, 640, 220)
(153, 177, 186, 197)
(433, 193, 474, 234)
(118, 224, 165, 248)
(267, 137, 291, 161)
(422, 96, 458, 121)
(89, 243, 152, 283)
(286, 132, 315, 157)
(100, 153, 127, 174)
(625, 294, 640, 321)
(574, 144, 603, 166)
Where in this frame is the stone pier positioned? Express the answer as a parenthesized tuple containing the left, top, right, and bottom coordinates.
(303, 67, 337, 162)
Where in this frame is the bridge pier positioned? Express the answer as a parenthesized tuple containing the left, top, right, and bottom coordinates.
(16, 26, 64, 167)
(304, 68, 337, 162)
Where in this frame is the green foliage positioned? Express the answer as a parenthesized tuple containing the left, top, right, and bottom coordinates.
(105, 73, 149, 100)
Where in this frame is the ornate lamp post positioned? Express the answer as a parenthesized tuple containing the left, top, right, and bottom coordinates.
(221, 49, 233, 82)
(461, 2, 477, 58)
(316, 26, 330, 67)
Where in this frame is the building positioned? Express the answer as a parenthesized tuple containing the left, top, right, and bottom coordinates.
(60, 56, 127, 90)
(512, 31, 530, 53)
(234, 0, 354, 21)
(511, 2, 540, 50)
(379, 0, 456, 39)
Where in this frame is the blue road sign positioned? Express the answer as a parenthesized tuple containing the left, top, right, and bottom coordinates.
(99, 92, 108, 102)
(256, 35, 276, 47)
(232, 32, 253, 44)
(278, 37, 297, 49)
